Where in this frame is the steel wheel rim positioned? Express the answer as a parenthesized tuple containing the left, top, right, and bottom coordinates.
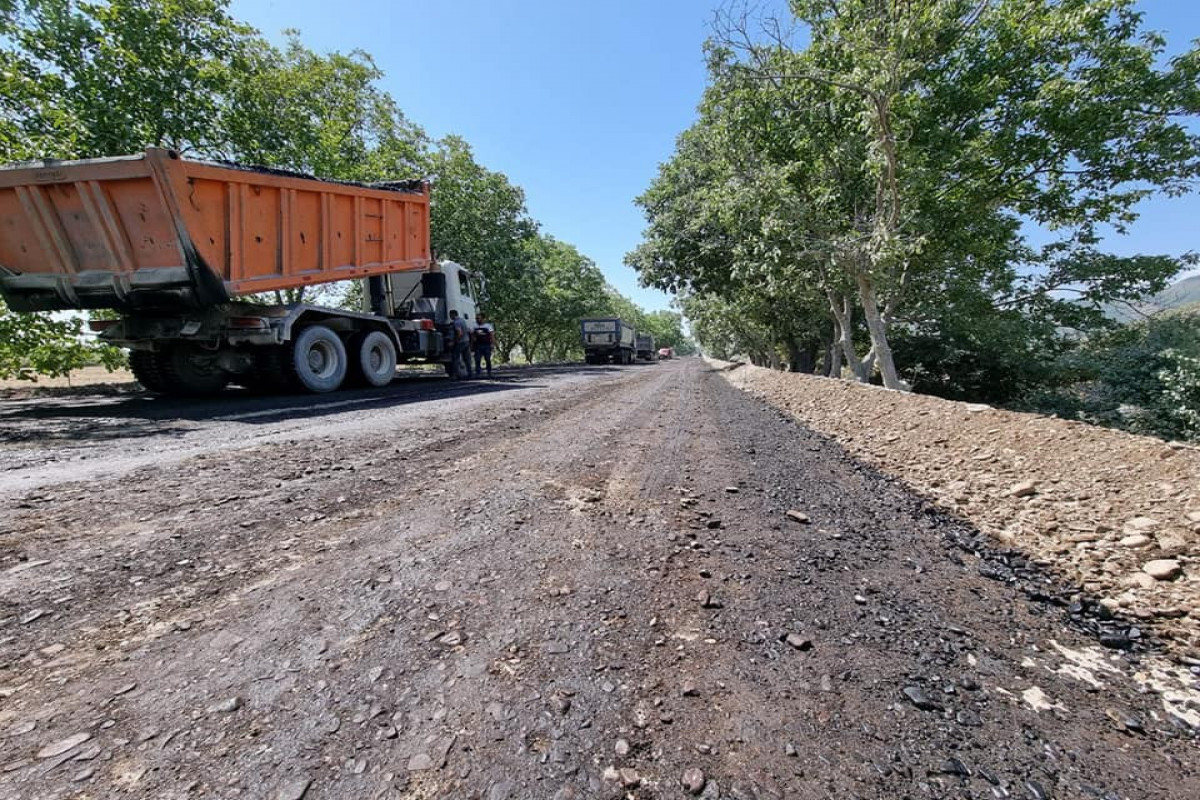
(307, 340, 338, 378)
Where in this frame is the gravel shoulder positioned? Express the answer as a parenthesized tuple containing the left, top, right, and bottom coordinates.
(720, 360, 1200, 659)
(0, 359, 1195, 799)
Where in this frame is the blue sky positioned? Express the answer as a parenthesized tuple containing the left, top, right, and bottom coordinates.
(229, 0, 1200, 312)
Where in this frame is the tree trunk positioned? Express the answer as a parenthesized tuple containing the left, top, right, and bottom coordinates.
(822, 343, 839, 377)
(827, 292, 868, 382)
(784, 339, 802, 372)
(855, 272, 902, 390)
(787, 339, 817, 373)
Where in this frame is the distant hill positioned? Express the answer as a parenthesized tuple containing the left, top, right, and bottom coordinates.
(1152, 274, 1200, 311)
(1104, 274, 1200, 322)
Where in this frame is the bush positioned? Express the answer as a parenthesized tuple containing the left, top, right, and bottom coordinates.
(1018, 312, 1200, 442)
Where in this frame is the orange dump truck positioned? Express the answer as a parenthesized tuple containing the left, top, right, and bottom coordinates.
(0, 148, 485, 393)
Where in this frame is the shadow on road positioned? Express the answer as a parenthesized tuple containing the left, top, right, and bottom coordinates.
(0, 362, 640, 442)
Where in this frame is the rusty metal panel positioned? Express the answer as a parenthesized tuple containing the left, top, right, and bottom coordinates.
(0, 148, 431, 311)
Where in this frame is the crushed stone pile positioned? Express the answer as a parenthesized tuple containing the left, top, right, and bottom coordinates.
(718, 360, 1200, 657)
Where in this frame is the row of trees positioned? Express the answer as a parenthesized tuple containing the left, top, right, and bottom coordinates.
(0, 0, 687, 379)
(628, 0, 1200, 438)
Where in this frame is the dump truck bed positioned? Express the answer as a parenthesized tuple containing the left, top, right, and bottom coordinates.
(0, 149, 431, 311)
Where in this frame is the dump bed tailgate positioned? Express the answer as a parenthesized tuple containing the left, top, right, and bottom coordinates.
(0, 148, 431, 311)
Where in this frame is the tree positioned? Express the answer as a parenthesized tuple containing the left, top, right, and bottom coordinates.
(219, 33, 427, 182)
(502, 236, 608, 362)
(635, 0, 1200, 391)
(427, 135, 538, 358)
(1, 0, 254, 159)
(1052, 311, 1200, 441)
(638, 310, 694, 355)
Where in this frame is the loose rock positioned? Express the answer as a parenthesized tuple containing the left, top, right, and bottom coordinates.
(1142, 559, 1182, 581)
(682, 767, 706, 794)
(785, 633, 813, 651)
(19, 609, 47, 625)
(407, 753, 434, 771)
(276, 778, 313, 800)
(36, 733, 91, 759)
(1007, 480, 1037, 498)
(902, 686, 940, 711)
(208, 697, 243, 713)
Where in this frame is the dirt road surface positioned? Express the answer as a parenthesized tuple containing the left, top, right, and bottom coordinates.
(0, 360, 1195, 799)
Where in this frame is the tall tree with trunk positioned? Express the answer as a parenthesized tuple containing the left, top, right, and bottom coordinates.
(634, 0, 1200, 389)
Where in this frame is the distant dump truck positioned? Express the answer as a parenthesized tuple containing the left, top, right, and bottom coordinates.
(0, 148, 484, 394)
(635, 333, 657, 361)
(581, 317, 636, 364)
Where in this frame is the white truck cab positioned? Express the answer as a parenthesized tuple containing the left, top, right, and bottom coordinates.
(371, 260, 483, 324)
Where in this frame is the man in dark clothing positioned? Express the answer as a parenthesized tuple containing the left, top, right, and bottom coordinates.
(449, 309, 471, 380)
(473, 312, 495, 378)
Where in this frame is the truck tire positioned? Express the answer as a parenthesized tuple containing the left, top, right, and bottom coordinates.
(256, 346, 296, 393)
(348, 330, 397, 388)
(289, 325, 347, 393)
(129, 350, 169, 394)
(159, 343, 229, 396)
(234, 347, 284, 393)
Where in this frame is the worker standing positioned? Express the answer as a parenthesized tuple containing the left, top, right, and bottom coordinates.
(473, 312, 495, 378)
(449, 309, 471, 380)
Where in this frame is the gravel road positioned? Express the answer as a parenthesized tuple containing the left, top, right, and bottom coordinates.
(0, 359, 1195, 799)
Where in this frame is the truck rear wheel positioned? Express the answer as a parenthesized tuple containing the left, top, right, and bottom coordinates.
(289, 325, 347, 393)
(129, 350, 169, 393)
(160, 343, 229, 396)
(348, 330, 397, 388)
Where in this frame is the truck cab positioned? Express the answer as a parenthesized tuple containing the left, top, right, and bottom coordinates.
(376, 261, 482, 323)
(364, 260, 485, 363)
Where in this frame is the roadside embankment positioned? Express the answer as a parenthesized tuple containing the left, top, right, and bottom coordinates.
(715, 359, 1200, 656)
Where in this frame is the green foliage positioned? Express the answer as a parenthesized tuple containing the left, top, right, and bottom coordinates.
(220, 32, 427, 181)
(890, 306, 1062, 404)
(637, 310, 693, 355)
(2, 0, 254, 159)
(501, 236, 605, 362)
(1020, 312, 1200, 441)
(1158, 350, 1200, 440)
(0, 299, 124, 380)
(426, 135, 539, 357)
